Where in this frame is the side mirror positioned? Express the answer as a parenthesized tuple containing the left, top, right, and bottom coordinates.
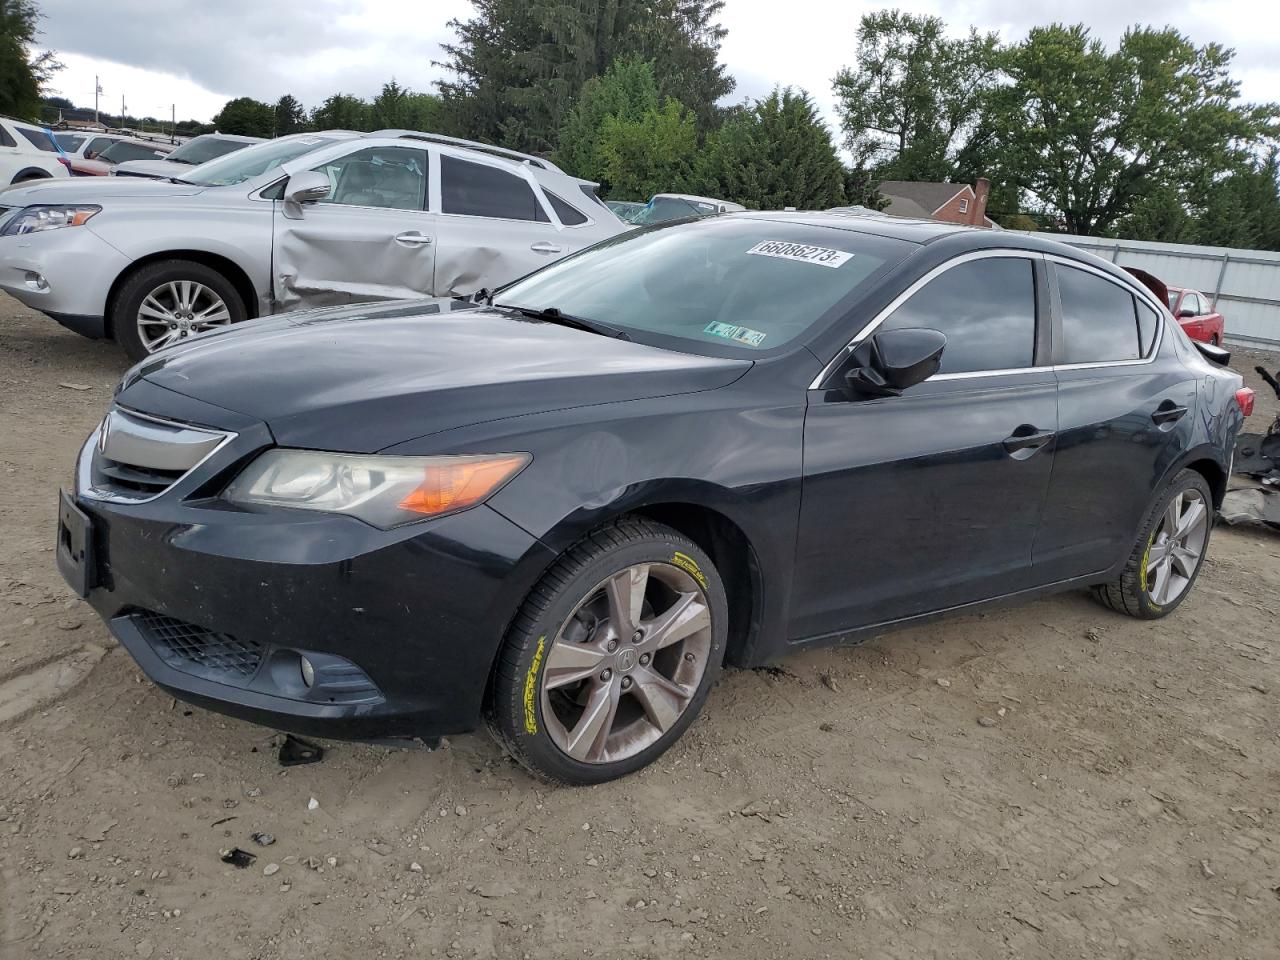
(842, 327, 947, 399)
(1179, 307, 1196, 318)
(285, 170, 331, 205)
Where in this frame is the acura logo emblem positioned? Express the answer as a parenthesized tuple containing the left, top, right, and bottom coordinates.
(616, 647, 638, 673)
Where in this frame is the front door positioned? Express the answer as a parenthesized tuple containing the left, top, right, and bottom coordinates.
(272, 144, 436, 310)
(790, 253, 1057, 640)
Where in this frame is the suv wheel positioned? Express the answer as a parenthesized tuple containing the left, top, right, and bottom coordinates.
(112, 259, 246, 362)
(486, 518, 727, 784)
(1092, 468, 1213, 619)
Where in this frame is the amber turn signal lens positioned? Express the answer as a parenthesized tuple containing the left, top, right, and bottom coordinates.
(1235, 387, 1255, 417)
(398, 454, 531, 517)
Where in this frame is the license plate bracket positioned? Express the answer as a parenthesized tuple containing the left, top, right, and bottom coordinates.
(56, 489, 96, 598)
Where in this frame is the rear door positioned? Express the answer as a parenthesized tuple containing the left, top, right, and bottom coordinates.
(272, 143, 435, 310)
(791, 251, 1058, 638)
(431, 153, 571, 296)
(1032, 259, 1196, 582)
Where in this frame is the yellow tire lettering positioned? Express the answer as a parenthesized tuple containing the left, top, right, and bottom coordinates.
(523, 635, 546, 734)
(670, 551, 708, 590)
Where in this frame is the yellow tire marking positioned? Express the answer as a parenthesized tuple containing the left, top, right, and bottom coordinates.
(523, 635, 546, 735)
(670, 551, 708, 590)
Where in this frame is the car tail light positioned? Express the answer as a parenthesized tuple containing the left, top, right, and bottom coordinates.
(1235, 387, 1255, 417)
(57, 156, 72, 172)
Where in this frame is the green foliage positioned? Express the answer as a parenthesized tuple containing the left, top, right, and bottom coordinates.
(596, 98, 697, 200)
(310, 93, 374, 131)
(555, 58, 660, 192)
(212, 97, 275, 138)
(833, 10, 1000, 182)
(273, 94, 307, 136)
(0, 0, 59, 120)
(437, 0, 732, 153)
(699, 88, 847, 210)
(991, 24, 1278, 235)
(370, 80, 443, 132)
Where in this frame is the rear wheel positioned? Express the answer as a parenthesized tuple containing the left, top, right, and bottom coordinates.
(486, 518, 727, 784)
(1092, 469, 1213, 619)
(13, 171, 51, 184)
(111, 259, 246, 362)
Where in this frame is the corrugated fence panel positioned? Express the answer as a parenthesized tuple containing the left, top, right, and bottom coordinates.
(1014, 233, 1280, 349)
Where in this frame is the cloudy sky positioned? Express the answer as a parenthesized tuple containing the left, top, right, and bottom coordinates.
(35, 0, 1280, 134)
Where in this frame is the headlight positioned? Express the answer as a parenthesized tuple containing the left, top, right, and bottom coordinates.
(1, 205, 102, 237)
(222, 450, 531, 528)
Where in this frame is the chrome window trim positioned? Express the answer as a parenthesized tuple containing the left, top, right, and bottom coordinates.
(809, 248, 1168, 390)
(808, 249, 1045, 390)
(77, 406, 237, 505)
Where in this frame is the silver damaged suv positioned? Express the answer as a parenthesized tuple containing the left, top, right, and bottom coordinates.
(0, 131, 625, 360)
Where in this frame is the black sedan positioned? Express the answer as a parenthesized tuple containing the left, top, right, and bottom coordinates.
(57, 213, 1251, 783)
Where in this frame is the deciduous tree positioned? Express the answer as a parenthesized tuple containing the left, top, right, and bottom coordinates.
(0, 0, 59, 120)
(212, 97, 275, 138)
(273, 94, 307, 136)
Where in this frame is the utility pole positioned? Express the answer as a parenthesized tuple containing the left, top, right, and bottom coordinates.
(121, 94, 126, 130)
(94, 75, 101, 125)
(171, 104, 175, 142)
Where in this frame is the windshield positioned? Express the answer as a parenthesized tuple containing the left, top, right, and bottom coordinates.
(55, 132, 86, 151)
(632, 196, 718, 225)
(498, 217, 911, 355)
(99, 141, 169, 164)
(184, 135, 341, 186)
(168, 136, 254, 165)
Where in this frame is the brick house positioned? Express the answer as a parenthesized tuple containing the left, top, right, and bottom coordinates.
(877, 178, 994, 227)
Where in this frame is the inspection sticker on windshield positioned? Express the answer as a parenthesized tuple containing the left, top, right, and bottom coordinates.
(746, 240, 853, 268)
(704, 321, 767, 347)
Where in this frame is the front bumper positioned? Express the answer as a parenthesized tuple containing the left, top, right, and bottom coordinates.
(58, 388, 556, 741)
(0, 224, 129, 338)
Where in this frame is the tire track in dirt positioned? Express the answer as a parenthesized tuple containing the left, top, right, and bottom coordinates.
(0, 644, 109, 727)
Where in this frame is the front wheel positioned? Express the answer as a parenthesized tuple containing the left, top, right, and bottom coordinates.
(1092, 469, 1213, 619)
(486, 519, 727, 784)
(111, 259, 246, 362)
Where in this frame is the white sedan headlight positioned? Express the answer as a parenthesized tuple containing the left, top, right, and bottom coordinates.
(1, 205, 101, 236)
(222, 450, 531, 529)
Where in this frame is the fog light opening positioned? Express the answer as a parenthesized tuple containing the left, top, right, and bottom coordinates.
(24, 271, 49, 292)
(299, 655, 315, 688)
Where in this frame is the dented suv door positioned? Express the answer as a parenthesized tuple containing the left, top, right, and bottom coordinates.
(272, 144, 436, 310)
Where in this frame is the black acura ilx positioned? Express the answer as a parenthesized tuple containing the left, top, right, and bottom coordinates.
(57, 212, 1250, 783)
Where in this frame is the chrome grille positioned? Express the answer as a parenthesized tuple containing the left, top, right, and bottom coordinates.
(84, 407, 233, 503)
(135, 611, 264, 679)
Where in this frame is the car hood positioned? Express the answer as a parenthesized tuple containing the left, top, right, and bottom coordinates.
(0, 176, 204, 203)
(113, 159, 188, 179)
(129, 299, 752, 452)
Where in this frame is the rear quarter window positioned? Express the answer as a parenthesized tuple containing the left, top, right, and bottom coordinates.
(17, 127, 57, 152)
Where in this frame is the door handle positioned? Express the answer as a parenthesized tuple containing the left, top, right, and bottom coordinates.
(1151, 402, 1188, 425)
(530, 241, 563, 254)
(394, 231, 432, 246)
(1002, 426, 1055, 459)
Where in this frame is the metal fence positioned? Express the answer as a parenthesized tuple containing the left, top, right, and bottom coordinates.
(1022, 234, 1280, 350)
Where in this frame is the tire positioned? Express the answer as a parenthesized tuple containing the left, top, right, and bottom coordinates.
(1211, 334, 1221, 347)
(1092, 469, 1213, 619)
(486, 518, 728, 784)
(111, 259, 246, 363)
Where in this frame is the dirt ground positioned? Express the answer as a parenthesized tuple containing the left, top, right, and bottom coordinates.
(1, 296, 1278, 960)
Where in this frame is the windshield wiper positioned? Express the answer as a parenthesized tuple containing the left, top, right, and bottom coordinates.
(495, 303, 630, 341)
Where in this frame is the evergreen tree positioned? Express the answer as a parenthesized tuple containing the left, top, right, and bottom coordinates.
(699, 88, 846, 210)
(596, 97, 698, 199)
(212, 97, 276, 137)
(555, 58, 660, 191)
(273, 94, 307, 136)
(437, 0, 732, 153)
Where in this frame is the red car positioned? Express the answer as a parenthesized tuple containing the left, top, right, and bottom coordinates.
(71, 137, 174, 176)
(1166, 285, 1225, 345)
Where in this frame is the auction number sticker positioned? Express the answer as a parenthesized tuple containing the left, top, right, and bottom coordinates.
(704, 321, 767, 347)
(746, 240, 853, 268)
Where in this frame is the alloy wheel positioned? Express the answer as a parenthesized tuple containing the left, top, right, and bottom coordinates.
(1145, 488, 1209, 606)
(540, 562, 713, 764)
(136, 280, 232, 352)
